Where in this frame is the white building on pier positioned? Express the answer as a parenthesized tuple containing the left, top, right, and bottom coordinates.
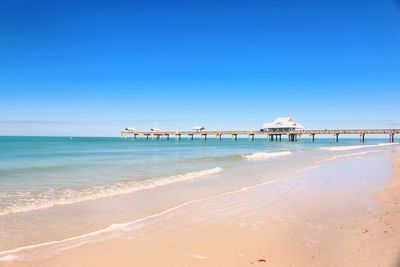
(262, 117, 304, 132)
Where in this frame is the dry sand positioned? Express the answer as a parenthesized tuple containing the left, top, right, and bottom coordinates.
(4, 151, 400, 267)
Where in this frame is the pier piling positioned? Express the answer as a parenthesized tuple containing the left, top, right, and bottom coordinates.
(334, 133, 339, 143)
(249, 134, 254, 141)
(360, 133, 365, 143)
(232, 134, 238, 141)
(390, 133, 395, 143)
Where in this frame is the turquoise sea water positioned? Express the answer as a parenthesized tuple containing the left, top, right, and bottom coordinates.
(0, 136, 394, 216)
(0, 136, 388, 190)
(0, 137, 394, 192)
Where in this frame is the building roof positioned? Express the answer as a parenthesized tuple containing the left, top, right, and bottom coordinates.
(263, 117, 304, 129)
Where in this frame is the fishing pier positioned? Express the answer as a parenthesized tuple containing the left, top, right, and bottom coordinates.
(121, 129, 399, 143)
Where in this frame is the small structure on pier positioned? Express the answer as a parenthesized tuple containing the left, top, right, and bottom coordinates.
(124, 127, 136, 132)
(262, 117, 304, 132)
(192, 126, 205, 132)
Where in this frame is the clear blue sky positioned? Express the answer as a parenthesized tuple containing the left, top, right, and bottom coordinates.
(1, 0, 399, 136)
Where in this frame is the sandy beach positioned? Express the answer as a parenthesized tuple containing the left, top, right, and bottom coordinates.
(1, 147, 398, 267)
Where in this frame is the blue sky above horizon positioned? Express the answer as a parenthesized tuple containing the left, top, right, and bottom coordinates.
(1, 0, 399, 136)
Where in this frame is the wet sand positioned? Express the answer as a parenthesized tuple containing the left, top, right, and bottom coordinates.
(334, 151, 400, 266)
(2, 150, 400, 267)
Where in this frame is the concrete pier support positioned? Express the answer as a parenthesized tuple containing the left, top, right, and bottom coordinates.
(334, 133, 339, 143)
(188, 134, 193, 140)
(176, 134, 181, 140)
(311, 134, 315, 142)
(232, 134, 238, 141)
(360, 133, 365, 143)
(165, 134, 169, 140)
(249, 134, 255, 141)
(202, 134, 207, 140)
(390, 133, 395, 143)
(288, 134, 297, 142)
(279, 134, 282, 141)
(271, 134, 279, 141)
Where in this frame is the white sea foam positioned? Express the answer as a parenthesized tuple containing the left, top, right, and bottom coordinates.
(244, 151, 292, 160)
(0, 255, 18, 262)
(0, 223, 128, 262)
(187, 254, 208, 259)
(320, 143, 396, 151)
(0, 167, 224, 216)
(316, 150, 384, 163)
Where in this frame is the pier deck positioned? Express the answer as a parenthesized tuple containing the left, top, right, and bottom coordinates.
(121, 129, 399, 143)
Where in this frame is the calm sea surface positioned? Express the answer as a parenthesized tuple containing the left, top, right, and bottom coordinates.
(0, 136, 392, 214)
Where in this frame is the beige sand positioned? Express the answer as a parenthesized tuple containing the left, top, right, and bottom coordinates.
(334, 152, 400, 267)
(5, 152, 400, 267)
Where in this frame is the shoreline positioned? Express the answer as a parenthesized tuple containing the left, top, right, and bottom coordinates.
(1, 147, 399, 266)
(334, 149, 400, 266)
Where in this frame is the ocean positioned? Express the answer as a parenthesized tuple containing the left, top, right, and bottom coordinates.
(0, 136, 397, 258)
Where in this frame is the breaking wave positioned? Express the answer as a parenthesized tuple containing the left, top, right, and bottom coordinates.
(244, 151, 292, 161)
(320, 143, 396, 151)
(0, 167, 224, 216)
(316, 150, 384, 163)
